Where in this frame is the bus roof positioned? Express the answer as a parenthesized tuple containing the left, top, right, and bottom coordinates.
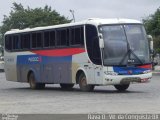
(5, 18, 142, 35)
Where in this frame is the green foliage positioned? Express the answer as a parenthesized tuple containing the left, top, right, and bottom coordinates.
(0, 2, 71, 45)
(153, 36, 160, 53)
(143, 7, 160, 53)
(143, 7, 160, 36)
(0, 32, 2, 45)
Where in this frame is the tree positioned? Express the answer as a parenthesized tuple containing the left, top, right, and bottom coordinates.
(0, 2, 71, 45)
(143, 7, 160, 53)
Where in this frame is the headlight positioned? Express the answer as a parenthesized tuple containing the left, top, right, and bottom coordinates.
(104, 71, 118, 76)
(143, 70, 151, 74)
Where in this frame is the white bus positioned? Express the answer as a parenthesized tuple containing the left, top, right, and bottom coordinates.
(4, 18, 152, 91)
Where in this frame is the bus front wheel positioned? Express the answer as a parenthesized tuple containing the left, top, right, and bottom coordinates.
(28, 72, 45, 89)
(114, 84, 129, 91)
(79, 73, 94, 92)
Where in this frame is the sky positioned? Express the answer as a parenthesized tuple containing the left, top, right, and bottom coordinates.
(0, 0, 160, 25)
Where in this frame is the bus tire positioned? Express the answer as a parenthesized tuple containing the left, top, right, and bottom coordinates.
(79, 73, 95, 92)
(114, 84, 129, 91)
(28, 72, 45, 89)
(60, 84, 74, 90)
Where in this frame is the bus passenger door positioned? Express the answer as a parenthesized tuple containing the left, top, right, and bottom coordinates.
(83, 63, 95, 84)
(85, 24, 102, 85)
(84, 64, 102, 85)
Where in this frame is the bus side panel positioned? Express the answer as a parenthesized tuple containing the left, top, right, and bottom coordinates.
(72, 53, 86, 83)
(55, 62, 72, 84)
(4, 55, 18, 82)
(42, 56, 72, 84)
(17, 55, 72, 84)
(60, 62, 72, 84)
(17, 55, 42, 83)
(42, 62, 72, 84)
(42, 64, 55, 83)
(71, 52, 96, 84)
(17, 64, 41, 83)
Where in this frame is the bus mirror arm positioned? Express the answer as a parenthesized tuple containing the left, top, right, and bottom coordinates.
(99, 34, 104, 48)
(147, 35, 153, 40)
(150, 49, 155, 55)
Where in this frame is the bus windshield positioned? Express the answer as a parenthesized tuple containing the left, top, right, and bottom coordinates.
(99, 24, 150, 66)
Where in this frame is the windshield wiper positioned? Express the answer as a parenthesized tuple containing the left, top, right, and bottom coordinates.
(119, 48, 143, 65)
(119, 25, 144, 66)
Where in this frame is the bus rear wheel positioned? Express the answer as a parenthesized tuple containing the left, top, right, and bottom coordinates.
(114, 84, 129, 91)
(60, 84, 74, 90)
(28, 72, 45, 89)
(79, 73, 95, 92)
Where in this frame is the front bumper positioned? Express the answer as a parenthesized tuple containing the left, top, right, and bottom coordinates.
(103, 72, 152, 85)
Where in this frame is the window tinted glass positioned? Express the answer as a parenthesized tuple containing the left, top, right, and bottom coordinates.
(86, 25, 101, 65)
(70, 26, 84, 46)
(13, 35, 20, 50)
(44, 31, 50, 47)
(32, 33, 36, 48)
(50, 31, 55, 47)
(5, 36, 12, 50)
(21, 34, 30, 49)
(32, 32, 42, 48)
(37, 33, 42, 48)
(56, 29, 69, 46)
(5, 25, 85, 52)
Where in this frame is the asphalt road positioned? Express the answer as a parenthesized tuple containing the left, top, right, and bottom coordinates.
(0, 72, 160, 114)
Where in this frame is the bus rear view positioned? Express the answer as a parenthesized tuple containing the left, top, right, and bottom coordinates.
(4, 18, 152, 91)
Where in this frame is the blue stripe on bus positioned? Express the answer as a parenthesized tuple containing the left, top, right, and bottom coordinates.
(113, 66, 149, 75)
(16, 55, 72, 83)
(17, 55, 72, 64)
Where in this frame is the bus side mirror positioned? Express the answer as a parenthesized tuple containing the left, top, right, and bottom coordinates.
(99, 34, 104, 48)
(147, 35, 153, 51)
(147, 35, 153, 42)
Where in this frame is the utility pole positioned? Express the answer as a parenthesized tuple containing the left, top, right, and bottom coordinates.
(69, 9, 75, 22)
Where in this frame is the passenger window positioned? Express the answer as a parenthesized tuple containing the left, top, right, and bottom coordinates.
(56, 29, 69, 46)
(32, 32, 42, 48)
(50, 31, 55, 47)
(37, 33, 42, 48)
(5, 36, 12, 51)
(13, 35, 20, 50)
(44, 32, 50, 47)
(32, 33, 37, 48)
(44, 31, 55, 48)
(21, 34, 30, 49)
(70, 26, 84, 46)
